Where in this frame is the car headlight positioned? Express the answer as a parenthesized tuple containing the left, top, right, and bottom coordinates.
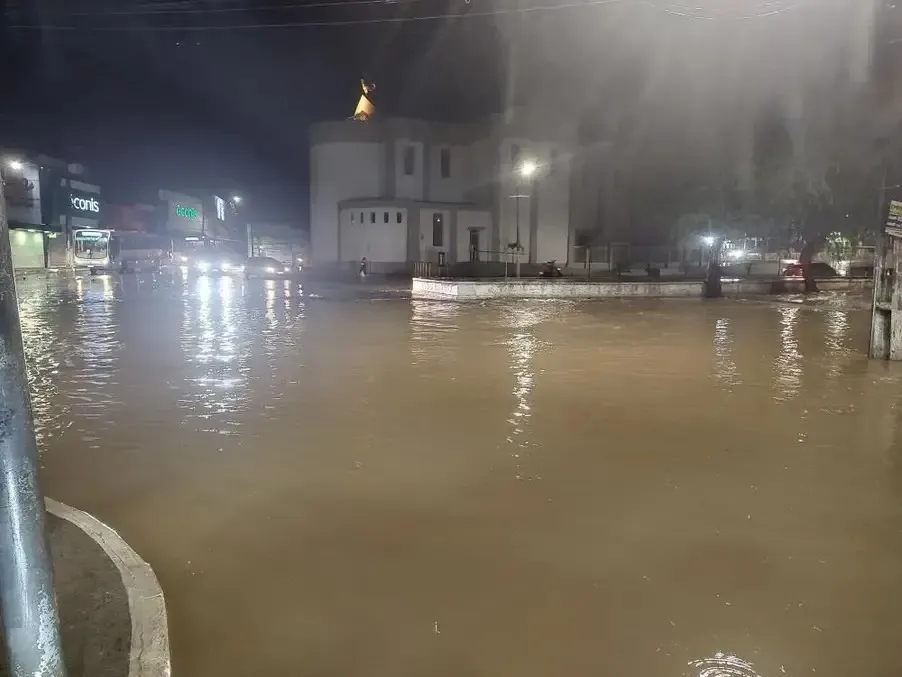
(283, 266, 291, 273)
(221, 262, 232, 271)
(197, 261, 211, 272)
(265, 266, 276, 273)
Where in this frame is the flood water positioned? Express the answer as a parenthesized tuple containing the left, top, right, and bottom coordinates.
(17, 272, 902, 677)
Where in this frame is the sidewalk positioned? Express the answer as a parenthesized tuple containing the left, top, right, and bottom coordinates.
(48, 512, 131, 677)
(0, 502, 169, 677)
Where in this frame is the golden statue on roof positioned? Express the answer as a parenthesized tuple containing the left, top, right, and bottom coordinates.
(353, 79, 375, 121)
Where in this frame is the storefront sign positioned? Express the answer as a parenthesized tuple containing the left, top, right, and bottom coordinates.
(176, 205, 199, 220)
(214, 196, 226, 221)
(68, 191, 101, 217)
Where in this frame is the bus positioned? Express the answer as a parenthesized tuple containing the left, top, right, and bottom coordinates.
(72, 229, 112, 270)
(72, 229, 173, 273)
(111, 232, 172, 272)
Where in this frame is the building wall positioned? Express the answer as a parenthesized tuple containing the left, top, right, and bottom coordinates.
(417, 208, 453, 263)
(9, 230, 45, 269)
(338, 205, 408, 263)
(51, 178, 102, 267)
(426, 144, 469, 203)
(158, 190, 204, 236)
(393, 139, 425, 200)
(310, 141, 382, 263)
(309, 116, 572, 267)
(3, 161, 43, 227)
(534, 142, 571, 264)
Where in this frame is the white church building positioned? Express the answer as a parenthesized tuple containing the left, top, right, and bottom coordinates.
(308, 112, 574, 272)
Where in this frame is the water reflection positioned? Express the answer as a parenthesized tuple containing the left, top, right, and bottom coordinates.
(409, 300, 460, 364)
(713, 317, 741, 390)
(501, 306, 549, 481)
(180, 274, 249, 433)
(68, 275, 120, 448)
(824, 310, 850, 380)
(773, 305, 802, 401)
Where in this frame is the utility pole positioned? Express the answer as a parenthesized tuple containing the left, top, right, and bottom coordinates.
(0, 181, 67, 674)
(869, 169, 902, 359)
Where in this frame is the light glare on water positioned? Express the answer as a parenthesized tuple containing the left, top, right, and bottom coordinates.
(16, 274, 902, 676)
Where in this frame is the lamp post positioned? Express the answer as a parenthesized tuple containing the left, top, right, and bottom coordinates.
(513, 159, 537, 278)
(0, 171, 67, 677)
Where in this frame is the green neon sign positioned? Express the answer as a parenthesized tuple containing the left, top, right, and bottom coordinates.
(176, 204, 199, 220)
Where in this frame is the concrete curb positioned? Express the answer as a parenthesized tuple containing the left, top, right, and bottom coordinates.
(45, 498, 171, 677)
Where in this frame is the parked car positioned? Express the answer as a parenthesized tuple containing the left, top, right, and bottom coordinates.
(244, 256, 295, 279)
(782, 262, 838, 278)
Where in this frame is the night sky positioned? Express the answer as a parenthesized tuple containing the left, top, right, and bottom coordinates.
(2, 1, 896, 227)
(1, 0, 505, 223)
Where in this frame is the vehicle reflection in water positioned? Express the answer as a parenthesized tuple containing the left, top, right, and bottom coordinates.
(15, 277, 902, 677)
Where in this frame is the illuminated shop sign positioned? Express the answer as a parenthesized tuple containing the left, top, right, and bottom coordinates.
(75, 229, 105, 240)
(175, 204, 199, 220)
(214, 196, 226, 221)
(69, 192, 101, 215)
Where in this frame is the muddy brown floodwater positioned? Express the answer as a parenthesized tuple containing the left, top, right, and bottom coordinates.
(16, 272, 902, 676)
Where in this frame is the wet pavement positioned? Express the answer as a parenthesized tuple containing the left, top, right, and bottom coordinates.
(18, 271, 902, 677)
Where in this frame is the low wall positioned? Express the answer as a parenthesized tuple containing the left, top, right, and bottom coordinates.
(411, 277, 872, 300)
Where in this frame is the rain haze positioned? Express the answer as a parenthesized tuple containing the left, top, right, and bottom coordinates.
(3, 2, 902, 677)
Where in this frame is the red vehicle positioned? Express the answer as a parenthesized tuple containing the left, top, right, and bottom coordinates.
(781, 262, 838, 278)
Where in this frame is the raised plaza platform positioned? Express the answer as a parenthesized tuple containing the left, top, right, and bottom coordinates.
(411, 276, 872, 300)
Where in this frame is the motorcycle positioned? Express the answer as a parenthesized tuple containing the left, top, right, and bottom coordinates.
(539, 260, 563, 278)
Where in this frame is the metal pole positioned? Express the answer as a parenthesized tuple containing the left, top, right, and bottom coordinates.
(515, 194, 521, 278)
(0, 181, 67, 676)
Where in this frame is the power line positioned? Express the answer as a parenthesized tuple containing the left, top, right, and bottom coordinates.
(8, 0, 811, 30)
(60, 0, 442, 17)
(10, 0, 627, 31)
(638, 0, 806, 20)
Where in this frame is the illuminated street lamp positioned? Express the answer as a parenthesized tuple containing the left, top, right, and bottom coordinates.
(517, 159, 538, 179)
(701, 235, 716, 247)
(512, 159, 539, 276)
(231, 195, 242, 205)
(5, 159, 23, 172)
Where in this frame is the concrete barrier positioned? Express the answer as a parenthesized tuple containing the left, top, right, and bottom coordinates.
(411, 277, 872, 300)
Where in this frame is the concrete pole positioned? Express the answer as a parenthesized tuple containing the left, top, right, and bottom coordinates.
(0, 181, 67, 675)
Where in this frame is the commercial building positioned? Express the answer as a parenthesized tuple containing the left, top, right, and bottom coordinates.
(1, 153, 103, 270)
(309, 113, 574, 272)
(158, 190, 243, 254)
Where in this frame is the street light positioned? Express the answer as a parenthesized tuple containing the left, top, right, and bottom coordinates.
(231, 195, 242, 205)
(511, 158, 539, 277)
(517, 159, 538, 179)
(6, 159, 23, 172)
(701, 235, 716, 247)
